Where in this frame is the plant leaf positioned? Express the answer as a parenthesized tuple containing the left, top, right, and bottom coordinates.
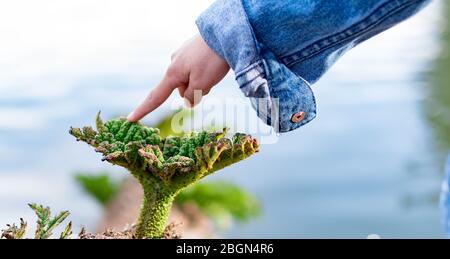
(28, 203, 51, 239)
(75, 173, 120, 206)
(176, 181, 261, 226)
(28, 203, 71, 239)
(59, 221, 72, 239)
(15, 218, 27, 239)
(1, 218, 27, 239)
(42, 210, 70, 239)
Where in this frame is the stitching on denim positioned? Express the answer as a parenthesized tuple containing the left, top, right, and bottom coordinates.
(280, 0, 422, 67)
(238, 72, 266, 89)
(235, 61, 265, 89)
(235, 60, 264, 79)
(241, 81, 267, 91)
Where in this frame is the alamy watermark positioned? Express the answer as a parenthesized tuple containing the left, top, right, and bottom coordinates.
(168, 90, 281, 145)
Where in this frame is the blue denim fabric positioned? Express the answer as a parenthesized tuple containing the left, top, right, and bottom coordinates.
(441, 154, 450, 237)
(196, 0, 431, 133)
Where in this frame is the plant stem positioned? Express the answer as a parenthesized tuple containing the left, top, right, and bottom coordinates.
(134, 172, 177, 239)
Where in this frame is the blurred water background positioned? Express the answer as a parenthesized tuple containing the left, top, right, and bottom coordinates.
(0, 0, 448, 238)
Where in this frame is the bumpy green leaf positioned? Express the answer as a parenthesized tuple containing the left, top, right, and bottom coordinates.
(70, 113, 260, 239)
(70, 113, 259, 188)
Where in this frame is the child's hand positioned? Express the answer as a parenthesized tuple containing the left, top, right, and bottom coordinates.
(127, 34, 230, 122)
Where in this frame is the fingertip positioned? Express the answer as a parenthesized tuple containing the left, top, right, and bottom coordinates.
(126, 110, 139, 122)
(128, 75, 178, 123)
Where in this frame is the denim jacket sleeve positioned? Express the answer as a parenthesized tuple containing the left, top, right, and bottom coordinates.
(196, 0, 431, 133)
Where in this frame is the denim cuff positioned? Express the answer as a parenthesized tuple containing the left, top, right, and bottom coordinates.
(196, 0, 317, 132)
(248, 48, 317, 133)
(196, 0, 260, 74)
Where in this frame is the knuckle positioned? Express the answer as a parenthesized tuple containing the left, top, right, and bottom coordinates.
(165, 66, 180, 82)
(170, 51, 178, 61)
(166, 64, 179, 78)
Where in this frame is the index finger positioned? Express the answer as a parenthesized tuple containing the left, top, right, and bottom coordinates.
(127, 75, 179, 122)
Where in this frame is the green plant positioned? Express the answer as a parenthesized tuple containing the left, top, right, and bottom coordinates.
(70, 112, 259, 239)
(1, 204, 72, 239)
(1, 218, 27, 239)
(176, 182, 261, 228)
(75, 172, 261, 227)
(74, 110, 191, 206)
(75, 173, 120, 205)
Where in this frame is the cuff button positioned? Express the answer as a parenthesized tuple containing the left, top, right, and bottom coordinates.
(291, 112, 306, 123)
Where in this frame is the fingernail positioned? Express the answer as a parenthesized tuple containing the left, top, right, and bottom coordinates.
(127, 110, 135, 121)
